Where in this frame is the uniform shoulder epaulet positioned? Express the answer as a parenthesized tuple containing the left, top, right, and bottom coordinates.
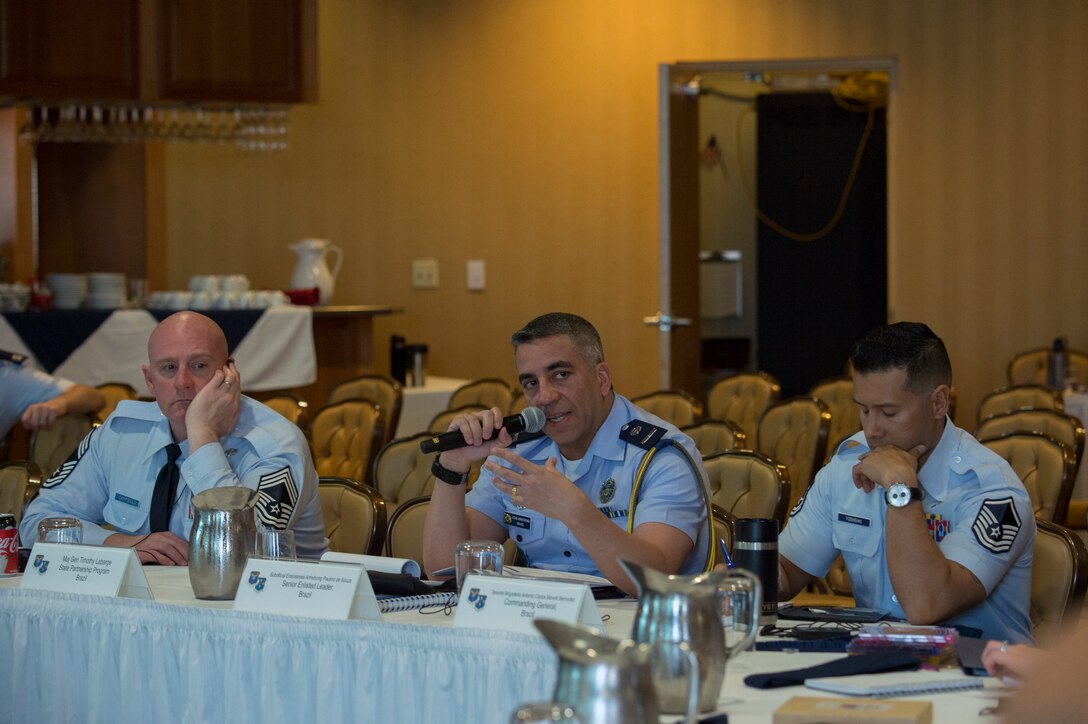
(619, 419, 668, 450)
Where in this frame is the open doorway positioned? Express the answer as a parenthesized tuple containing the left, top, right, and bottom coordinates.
(653, 58, 895, 400)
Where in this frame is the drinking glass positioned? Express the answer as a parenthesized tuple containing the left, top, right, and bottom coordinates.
(254, 528, 297, 561)
(37, 517, 83, 545)
(454, 539, 503, 591)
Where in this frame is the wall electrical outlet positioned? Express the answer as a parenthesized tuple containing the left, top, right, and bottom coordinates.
(466, 260, 486, 291)
(411, 258, 439, 289)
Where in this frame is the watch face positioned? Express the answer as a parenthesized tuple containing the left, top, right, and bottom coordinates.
(886, 483, 914, 508)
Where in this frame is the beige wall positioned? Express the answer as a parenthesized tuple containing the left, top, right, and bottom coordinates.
(164, 0, 1088, 425)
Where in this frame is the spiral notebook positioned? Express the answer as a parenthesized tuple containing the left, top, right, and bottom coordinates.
(378, 591, 458, 613)
(804, 671, 985, 697)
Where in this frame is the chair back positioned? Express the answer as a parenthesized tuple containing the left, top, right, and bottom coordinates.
(703, 450, 791, 527)
(29, 413, 96, 478)
(808, 376, 860, 450)
(0, 460, 45, 524)
(328, 375, 402, 448)
(372, 433, 439, 514)
(1031, 518, 1088, 646)
(1009, 347, 1088, 387)
(977, 409, 1086, 476)
(310, 399, 385, 487)
(428, 404, 488, 434)
(259, 394, 311, 436)
(756, 397, 831, 511)
(630, 389, 703, 427)
(509, 388, 527, 414)
(709, 504, 736, 568)
(317, 477, 387, 556)
(706, 372, 781, 439)
(385, 495, 430, 564)
(94, 382, 138, 423)
(448, 378, 513, 413)
(681, 419, 747, 458)
(977, 384, 1063, 423)
(980, 431, 1076, 524)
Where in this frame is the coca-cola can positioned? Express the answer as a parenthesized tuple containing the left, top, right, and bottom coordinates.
(0, 513, 18, 575)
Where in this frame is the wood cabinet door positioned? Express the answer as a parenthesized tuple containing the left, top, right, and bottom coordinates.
(157, 0, 316, 103)
(0, 0, 141, 99)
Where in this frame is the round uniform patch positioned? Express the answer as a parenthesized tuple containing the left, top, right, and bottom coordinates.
(599, 478, 616, 504)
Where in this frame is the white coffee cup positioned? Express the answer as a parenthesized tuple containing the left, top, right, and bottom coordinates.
(223, 275, 250, 293)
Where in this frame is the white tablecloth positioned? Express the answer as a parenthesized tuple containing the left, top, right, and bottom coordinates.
(0, 568, 1003, 724)
(0, 307, 315, 393)
(396, 376, 471, 437)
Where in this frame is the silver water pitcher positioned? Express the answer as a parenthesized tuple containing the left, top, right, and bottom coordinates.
(534, 619, 699, 724)
(622, 560, 760, 714)
(188, 486, 258, 600)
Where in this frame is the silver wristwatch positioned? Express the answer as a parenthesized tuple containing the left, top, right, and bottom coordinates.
(885, 482, 923, 508)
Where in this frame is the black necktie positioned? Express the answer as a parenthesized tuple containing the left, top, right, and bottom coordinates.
(149, 443, 182, 533)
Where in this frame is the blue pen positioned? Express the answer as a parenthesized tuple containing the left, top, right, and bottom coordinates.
(718, 538, 734, 569)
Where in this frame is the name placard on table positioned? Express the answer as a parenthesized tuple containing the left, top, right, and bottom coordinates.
(453, 574, 603, 635)
(20, 542, 152, 600)
(232, 558, 382, 621)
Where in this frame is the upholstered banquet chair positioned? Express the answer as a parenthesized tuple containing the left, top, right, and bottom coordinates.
(1031, 518, 1088, 647)
(1008, 347, 1088, 387)
(372, 433, 440, 515)
(258, 393, 311, 437)
(29, 412, 96, 478)
(709, 504, 736, 568)
(385, 495, 431, 563)
(756, 397, 831, 512)
(328, 374, 402, 448)
(703, 449, 791, 528)
(94, 382, 138, 423)
(977, 409, 1085, 476)
(427, 404, 488, 435)
(706, 372, 781, 440)
(630, 389, 703, 427)
(808, 376, 860, 457)
(681, 419, 747, 458)
(317, 477, 387, 556)
(977, 384, 1063, 423)
(979, 431, 1076, 524)
(310, 399, 385, 487)
(0, 460, 44, 524)
(448, 378, 514, 413)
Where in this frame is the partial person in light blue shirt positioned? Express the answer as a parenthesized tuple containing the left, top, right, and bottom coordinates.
(423, 312, 711, 596)
(19, 312, 327, 562)
(777, 322, 1034, 643)
(0, 353, 105, 439)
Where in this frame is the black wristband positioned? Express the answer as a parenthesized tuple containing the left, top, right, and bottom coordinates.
(431, 456, 470, 486)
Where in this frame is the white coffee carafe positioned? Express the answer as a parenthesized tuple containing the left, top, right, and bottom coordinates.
(289, 238, 343, 305)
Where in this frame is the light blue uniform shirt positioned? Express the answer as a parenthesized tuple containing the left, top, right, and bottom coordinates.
(466, 394, 711, 575)
(780, 419, 1035, 643)
(20, 397, 328, 558)
(0, 360, 71, 439)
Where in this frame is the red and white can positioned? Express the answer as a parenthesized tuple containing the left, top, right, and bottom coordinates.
(0, 513, 18, 575)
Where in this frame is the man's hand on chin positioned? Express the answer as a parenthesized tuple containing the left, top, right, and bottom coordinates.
(852, 444, 926, 493)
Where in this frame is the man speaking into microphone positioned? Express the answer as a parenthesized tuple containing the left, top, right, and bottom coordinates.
(423, 312, 710, 596)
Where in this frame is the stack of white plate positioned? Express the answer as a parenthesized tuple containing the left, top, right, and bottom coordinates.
(47, 273, 89, 309)
(86, 272, 127, 310)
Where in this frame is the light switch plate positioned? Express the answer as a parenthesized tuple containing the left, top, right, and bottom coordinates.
(412, 259, 439, 289)
(466, 260, 486, 291)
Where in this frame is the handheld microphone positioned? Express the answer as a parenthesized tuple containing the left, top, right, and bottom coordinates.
(420, 406, 546, 454)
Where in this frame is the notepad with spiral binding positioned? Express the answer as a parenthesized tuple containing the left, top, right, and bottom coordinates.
(378, 591, 458, 613)
(804, 671, 985, 697)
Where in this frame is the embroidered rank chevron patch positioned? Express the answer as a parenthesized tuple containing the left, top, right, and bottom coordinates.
(42, 428, 96, 488)
(971, 496, 1022, 554)
(255, 467, 299, 530)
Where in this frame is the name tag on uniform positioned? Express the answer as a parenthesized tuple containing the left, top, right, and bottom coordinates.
(837, 513, 871, 527)
(503, 511, 532, 529)
(114, 493, 140, 507)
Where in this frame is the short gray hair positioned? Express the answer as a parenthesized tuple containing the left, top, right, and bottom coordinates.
(511, 312, 604, 365)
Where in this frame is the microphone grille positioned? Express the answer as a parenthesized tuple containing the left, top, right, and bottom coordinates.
(521, 406, 546, 433)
